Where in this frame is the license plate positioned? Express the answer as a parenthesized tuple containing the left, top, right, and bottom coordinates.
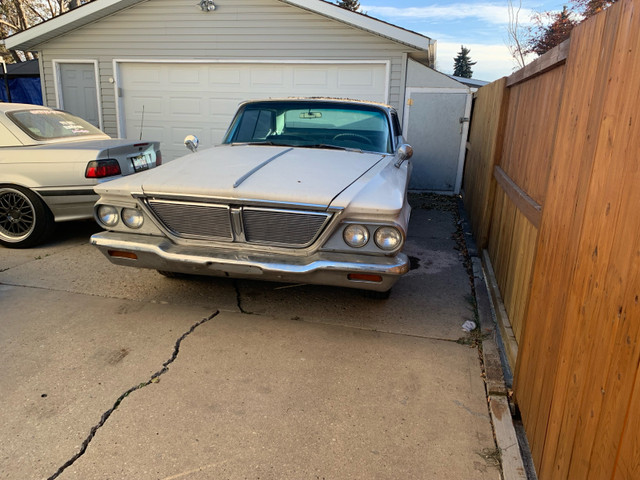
(131, 153, 152, 172)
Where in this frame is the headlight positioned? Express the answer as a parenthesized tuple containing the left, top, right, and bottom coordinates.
(97, 205, 119, 227)
(374, 226, 402, 251)
(343, 224, 369, 248)
(122, 208, 144, 229)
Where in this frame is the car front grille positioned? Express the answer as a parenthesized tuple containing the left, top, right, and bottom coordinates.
(145, 199, 331, 247)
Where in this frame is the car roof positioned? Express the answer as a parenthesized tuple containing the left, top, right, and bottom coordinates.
(0, 103, 51, 114)
(240, 97, 396, 113)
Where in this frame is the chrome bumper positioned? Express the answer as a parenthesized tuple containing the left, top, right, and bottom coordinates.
(90, 232, 409, 292)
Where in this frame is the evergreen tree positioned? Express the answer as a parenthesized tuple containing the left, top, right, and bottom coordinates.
(337, 0, 360, 12)
(452, 46, 477, 78)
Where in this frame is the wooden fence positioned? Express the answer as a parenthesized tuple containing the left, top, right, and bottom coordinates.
(463, 0, 640, 478)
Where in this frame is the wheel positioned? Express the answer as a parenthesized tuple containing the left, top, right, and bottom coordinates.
(0, 186, 54, 248)
(332, 133, 373, 145)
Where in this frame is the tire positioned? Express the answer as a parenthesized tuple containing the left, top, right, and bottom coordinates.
(0, 185, 54, 248)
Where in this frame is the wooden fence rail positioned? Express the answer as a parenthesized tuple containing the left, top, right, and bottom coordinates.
(463, 0, 640, 478)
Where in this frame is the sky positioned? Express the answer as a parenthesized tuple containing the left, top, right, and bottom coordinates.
(357, 1, 570, 81)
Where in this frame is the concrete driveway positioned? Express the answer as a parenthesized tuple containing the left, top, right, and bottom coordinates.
(0, 201, 501, 480)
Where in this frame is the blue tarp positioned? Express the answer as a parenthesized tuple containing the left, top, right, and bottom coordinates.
(0, 77, 43, 105)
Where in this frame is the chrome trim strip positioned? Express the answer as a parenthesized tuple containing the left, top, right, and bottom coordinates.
(135, 192, 341, 213)
(91, 231, 409, 292)
(233, 147, 293, 188)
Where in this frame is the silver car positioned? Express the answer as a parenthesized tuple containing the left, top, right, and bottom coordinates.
(91, 98, 413, 297)
(0, 103, 161, 248)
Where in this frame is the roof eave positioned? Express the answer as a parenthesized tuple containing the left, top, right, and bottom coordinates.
(4, 0, 145, 51)
(5, 0, 433, 54)
(281, 0, 433, 51)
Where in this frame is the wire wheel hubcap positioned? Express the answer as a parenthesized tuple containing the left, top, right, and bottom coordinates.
(0, 189, 36, 240)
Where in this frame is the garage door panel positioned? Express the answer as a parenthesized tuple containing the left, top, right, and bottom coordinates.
(251, 68, 286, 87)
(169, 68, 203, 85)
(130, 96, 164, 114)
(208, 67, 243, 86)
(127, 66, 162, 85)
(170, 97, 205, 116)
(294, 69, 329, 86)
(120, 62, 387, 160)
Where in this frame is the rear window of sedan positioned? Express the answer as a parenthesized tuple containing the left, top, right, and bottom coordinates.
(7, 109, 105, 141)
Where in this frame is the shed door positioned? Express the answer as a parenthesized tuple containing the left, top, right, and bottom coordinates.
(57, 63, 100, 128)
(117, 62, 388, 160)
(403, 88, 472, 193)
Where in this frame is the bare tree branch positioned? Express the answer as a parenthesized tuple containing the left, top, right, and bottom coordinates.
(0, 19, 20, 31)
(506, 0, 527, 69)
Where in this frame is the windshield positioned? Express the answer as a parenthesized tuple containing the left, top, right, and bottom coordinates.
(8, 109, 105, 141)
(223, 100, 393, 154)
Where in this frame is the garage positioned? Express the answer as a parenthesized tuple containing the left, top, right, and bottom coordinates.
(117, 61, 389, 160)
(6, 0, 480, 191)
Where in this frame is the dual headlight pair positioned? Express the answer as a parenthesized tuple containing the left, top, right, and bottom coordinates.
(97, 205, 144, 229)
(343, 224, 402, 251)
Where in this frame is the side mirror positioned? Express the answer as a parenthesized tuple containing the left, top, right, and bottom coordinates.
(394, 144, 413, 168)
(184, 135, 199, 153)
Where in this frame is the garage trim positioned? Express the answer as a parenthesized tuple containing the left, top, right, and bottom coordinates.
(112, 59, 391, 139)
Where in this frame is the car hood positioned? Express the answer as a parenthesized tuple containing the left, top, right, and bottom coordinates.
(123, 145, 387, 207)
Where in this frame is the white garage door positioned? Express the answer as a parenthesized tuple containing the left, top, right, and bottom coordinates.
(118, 62, 388, 160)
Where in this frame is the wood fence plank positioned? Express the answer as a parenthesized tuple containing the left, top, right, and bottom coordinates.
(614, 367, 640, 479)
(539, 5, 625, 478)
(463, 78, 509, 249)
(572, 3, 640, 475)
(506, 40, 570, 87)
(512, 8, 611, 471)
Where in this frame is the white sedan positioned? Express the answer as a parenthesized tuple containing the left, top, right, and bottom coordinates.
(0, 103, 161, 248)
(91, 98, 412, 297)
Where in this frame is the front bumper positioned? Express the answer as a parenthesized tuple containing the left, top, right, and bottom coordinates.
(90, 231, 409, 292)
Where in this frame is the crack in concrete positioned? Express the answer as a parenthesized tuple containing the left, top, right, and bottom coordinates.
(233, 280, 252, 314)
(47, 311, 220, 480)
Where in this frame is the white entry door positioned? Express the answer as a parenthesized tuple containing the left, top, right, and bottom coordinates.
(403, 88, 472, 193)
(117, 62, 389, 160)
(56, 62, 101, 128)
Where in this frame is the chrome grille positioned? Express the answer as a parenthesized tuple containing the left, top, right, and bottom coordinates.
(147, 200, 232, 240)
(243, 208, 330, 246)
(145, 198, 331, 247)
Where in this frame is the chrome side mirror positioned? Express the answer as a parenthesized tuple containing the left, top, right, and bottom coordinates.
(184, 135, 199, 153)
(394, 144, 413, 168)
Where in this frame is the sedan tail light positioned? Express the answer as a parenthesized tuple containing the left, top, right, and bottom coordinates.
(156, 151, 162, 166)
(86, 159, 122, 178)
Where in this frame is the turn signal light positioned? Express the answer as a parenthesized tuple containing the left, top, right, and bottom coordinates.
(86, 159, 122, 178)
(347, 273, 383, 283)
(107, 250, 137, 260)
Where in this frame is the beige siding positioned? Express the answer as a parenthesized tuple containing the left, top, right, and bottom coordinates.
(37, 0, 420, 137)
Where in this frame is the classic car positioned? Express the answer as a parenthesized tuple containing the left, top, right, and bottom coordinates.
(90, 98, 413, 297)
(0, 103, 161, 248)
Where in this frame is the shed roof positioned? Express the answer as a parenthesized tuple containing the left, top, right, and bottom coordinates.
(3, 0, 434, 55)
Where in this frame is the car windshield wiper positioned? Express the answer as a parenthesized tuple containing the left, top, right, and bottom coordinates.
(233, 141, 276, 146)
(303, 144, 360, 152)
